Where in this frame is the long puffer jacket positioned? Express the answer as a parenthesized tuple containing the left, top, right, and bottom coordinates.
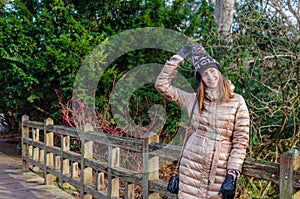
(155, 59, 250, 199)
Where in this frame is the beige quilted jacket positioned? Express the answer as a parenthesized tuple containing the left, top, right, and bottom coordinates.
(155, 60, 250, 199)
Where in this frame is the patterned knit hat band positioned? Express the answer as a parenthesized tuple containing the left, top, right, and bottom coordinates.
(193, 55, 221, 75)
(192, 44, 222, 76)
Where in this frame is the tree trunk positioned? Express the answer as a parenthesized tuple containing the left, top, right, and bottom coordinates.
(214, 0, 234, 40)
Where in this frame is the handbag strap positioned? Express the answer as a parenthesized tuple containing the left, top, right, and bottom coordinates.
(173, 91, 198, 176)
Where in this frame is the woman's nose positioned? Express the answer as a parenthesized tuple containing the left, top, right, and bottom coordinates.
(207, 72, 213, 80)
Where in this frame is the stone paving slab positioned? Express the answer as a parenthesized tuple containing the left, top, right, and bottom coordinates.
(0, 166, 76, 199)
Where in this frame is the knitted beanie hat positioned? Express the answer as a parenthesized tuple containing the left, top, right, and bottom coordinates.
(192, 44, 222, 77)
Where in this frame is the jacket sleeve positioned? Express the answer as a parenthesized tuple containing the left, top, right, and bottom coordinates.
(227, 95, 250, 173)
(155, 56, 193, 110)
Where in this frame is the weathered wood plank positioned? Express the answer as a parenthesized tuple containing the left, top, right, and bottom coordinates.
(23, 155, 44, 169)
(82, 131, 143, 152)
(149, 180, 178, 198)
(46, 167, 82, 188)
(150, 143, 181, 161)
(242, 160, 279, 183)
(45, 146, 81, 163)
(23, 138, 44, 150)
(84, 184, 108, 198)
(24, 138, 82, 167)
(46, 124, 80, 137)
(23, 120, 44, 130)
(85, 158, 108, 172)
(110, 167, 143, 184)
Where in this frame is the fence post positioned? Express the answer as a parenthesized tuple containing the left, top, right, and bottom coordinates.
(97, 171, 105, 191)
(108, 146, 120, 198)
(125, 182, 135, 199)
(81, 123, 93, 199)
(61, 134, 70, 188)
(142, 134, 159, 199)
(72, 162, 80, 179)
(44, 118, 55, 185)
(32, 128, 40, 171)
(148, 135, 159, 199)
(280, 149, 300, 199)
(142, 137, 149, 199)
(22, 115, 30, 171)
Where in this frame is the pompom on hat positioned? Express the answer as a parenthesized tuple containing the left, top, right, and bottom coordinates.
(192, 44, 222, 78)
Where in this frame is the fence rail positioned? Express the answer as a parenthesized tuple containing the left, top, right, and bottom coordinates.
(21, 115, 300, 199)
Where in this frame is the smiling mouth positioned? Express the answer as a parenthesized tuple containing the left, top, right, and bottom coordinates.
(207, 80, 218, 87)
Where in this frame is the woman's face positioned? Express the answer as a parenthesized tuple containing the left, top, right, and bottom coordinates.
(201, 68, 220, 89)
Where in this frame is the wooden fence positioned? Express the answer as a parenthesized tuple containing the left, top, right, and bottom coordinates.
(21, 115, 300, 199)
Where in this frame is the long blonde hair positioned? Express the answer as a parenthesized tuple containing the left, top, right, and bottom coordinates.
(197, 70, 232, 114)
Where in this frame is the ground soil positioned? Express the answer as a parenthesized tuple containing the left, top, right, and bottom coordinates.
(0, 133, 22, 167)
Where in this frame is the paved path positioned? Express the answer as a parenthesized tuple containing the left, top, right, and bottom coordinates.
(0, 139, 76, 199)
(0, 166, 76, 199)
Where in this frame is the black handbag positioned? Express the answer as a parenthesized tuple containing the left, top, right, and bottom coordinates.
(167, 175, 179, 194)
(166, 93, 198, 194)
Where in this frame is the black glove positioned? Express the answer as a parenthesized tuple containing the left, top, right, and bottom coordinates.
(169, 45, 193, 66)
(177, 45, 193, 60)
(218, 171, 238, 199)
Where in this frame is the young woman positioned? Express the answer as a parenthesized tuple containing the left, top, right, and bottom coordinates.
(155, 44, 250, 199)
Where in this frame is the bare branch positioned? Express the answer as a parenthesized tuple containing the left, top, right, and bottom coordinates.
(287, 0, 300, 29)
